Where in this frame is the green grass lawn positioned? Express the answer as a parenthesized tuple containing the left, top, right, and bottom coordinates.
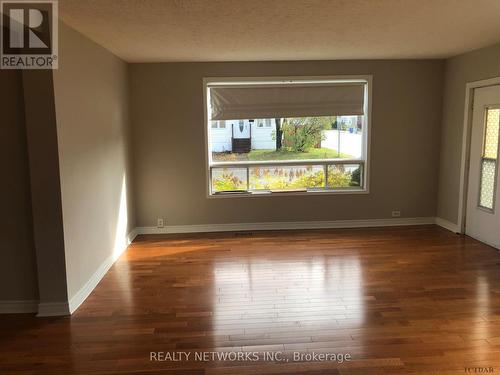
(213, 148, 353, 162)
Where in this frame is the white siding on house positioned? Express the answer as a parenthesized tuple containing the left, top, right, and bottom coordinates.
(251, 119, 275, 150)
(210, 119, 277, 152)
(210, 121, 232, 152)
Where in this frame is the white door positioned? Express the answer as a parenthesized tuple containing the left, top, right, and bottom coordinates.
(233, 120, 250, 139)
(466, 85, 500, 248)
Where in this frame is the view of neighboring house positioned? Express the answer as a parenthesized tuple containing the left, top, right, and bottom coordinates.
(210, 116, 362, 158)
(210, 119, 276, 152)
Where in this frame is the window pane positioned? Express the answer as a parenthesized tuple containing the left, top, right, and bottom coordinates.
(478, 109, 500, 210)
(479, 159, 496, 209)
(327, 164, 362, 188)
(211, 168, 247, 192)
(211, 116, 362, 162)
(484, 109, 500, 159)
(249, 165, 324, 190)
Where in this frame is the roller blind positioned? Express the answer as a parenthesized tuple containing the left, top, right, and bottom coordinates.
(209, 83, 365, 121)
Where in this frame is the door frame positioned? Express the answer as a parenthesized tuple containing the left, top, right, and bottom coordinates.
(458, 76, 500, 234)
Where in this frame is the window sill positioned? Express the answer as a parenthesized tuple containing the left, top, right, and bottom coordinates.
(208, 188, 369, 199)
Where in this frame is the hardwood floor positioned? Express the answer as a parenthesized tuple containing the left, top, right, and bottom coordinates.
(2, 225, 500, 374)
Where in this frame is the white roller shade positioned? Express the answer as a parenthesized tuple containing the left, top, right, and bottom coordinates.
(209, 83, 365, 120)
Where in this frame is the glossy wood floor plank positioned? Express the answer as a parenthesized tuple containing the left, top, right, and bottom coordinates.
(2, 225, 500, 374)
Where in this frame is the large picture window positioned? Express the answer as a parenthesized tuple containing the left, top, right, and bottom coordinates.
(204, 76, 371, 196)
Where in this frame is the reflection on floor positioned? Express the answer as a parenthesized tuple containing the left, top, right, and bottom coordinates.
(2, 225, 500, 374)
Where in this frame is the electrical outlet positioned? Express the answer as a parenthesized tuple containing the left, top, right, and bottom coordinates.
(391, 210, 401, 218)
(157, 218, 164, 228)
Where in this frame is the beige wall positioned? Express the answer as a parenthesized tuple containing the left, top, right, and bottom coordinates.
(0, 70, 39, 301)
(437, 42, 500, 224)
(130, 60, 444, 226)
(53, 22, 135, 300)
(22, 69, 69, 305)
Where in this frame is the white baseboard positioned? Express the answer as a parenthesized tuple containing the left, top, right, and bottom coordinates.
(434, 217, 460, 233)
(127, 227, 139, 243)
(67, 255, 114, 314)
(136, 217, 436, 235)
(37, 302, 70, 317)
(66, 227, 137, 314)
(37, 227, 137, 316)
(0, 300, 38, 314)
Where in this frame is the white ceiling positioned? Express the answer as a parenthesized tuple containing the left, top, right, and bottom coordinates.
(58, 0, 500, 62)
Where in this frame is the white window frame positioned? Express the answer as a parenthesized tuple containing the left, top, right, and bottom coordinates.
(203, 75, 372, 198)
